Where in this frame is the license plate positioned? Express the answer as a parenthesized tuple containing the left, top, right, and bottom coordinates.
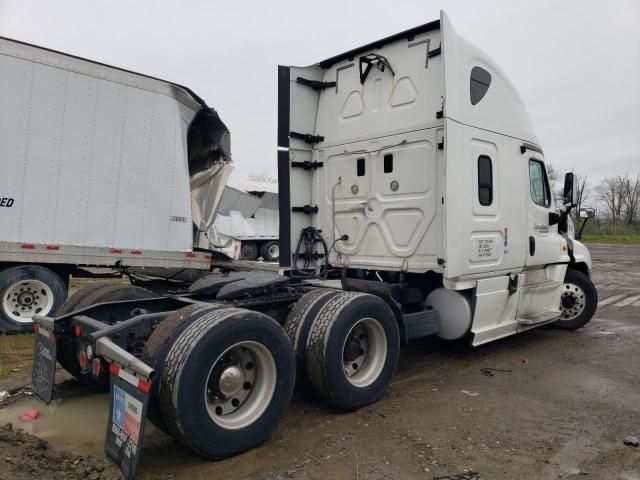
(105, 373, 149, 480)
(31, 326, 57, 404)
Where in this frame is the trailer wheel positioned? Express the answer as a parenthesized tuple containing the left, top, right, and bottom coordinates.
(260, 241, 280, 262)
(305, 292, 399, 411)
(0, 266, 67, 334)
(240, 241, 258, 261)
(56, 284, 155, 387)
(551, 268, 598, 330)
(158, 307, 295, 458)
(284, 288, 342, 389)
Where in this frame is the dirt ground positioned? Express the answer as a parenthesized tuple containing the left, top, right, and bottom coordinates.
(1, 244, 639, 480)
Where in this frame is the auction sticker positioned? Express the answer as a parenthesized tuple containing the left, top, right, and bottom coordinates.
(105, 375, 149, 479)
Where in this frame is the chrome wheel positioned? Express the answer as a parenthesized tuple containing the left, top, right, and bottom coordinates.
(559, 282, 586, 321)
(205, 341, 276, 430)
(2, 280, 54, 323)
(342, 318, 387, 388)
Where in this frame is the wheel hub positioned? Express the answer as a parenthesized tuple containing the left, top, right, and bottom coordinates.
(343, 336, 364, 363)
(17, 291, 36, 306)
(341, 319, 388, 388)
(218, 365, 244, 397)
(559, 282, 586, 321)
(3, 280, 53, 322)
(561, 295, 576, 309)
(205, 341, 277, 430)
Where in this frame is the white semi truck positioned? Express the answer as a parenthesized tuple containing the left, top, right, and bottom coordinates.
(0, 37, 232, 332)
(30, 12, 597, 479)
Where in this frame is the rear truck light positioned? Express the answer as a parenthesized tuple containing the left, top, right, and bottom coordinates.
(92, 358, 101, 376)
(204, 255, 212, 260)
(74, 326, 82, 337)
(79, 351, 87, 369)
(186, 252, 197, 258)
(130, 250, 143, 255)
(111, 248, 122, 254)
(21, 243, 35, 249)
(46, 245, 60, 250)
(33, 323, 39, 334)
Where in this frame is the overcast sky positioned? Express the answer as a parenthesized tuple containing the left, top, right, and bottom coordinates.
(1, 0, 638, 188)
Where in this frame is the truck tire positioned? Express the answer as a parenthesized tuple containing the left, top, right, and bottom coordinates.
(260, 241, 280, 262)
(141, 303, 227, 433)
(283, 288, 342, 390)
(157, 307, 295, 458)
(0, 265, 68, 334)
(551, 268, 598, 330)
(240, 241, 258, 261)
(305, 292, 400, 411)
(55, 284, 155, 387)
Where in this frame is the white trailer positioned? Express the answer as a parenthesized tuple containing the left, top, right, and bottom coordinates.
(212, 180, 280, 261)
(0, 37, 232, 332)
(30, 12, 597, 479)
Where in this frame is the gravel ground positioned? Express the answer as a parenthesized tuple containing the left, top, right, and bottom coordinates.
(1, 244, 639, 480)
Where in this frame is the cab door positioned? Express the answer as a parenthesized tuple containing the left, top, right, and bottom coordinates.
(517, 154, 568, 327)
(525, 156, 561, 266)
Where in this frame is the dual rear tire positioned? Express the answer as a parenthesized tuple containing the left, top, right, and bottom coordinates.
(284, 290, 400, 411)
(144, 305, 295, 458)
(143, 290, 397, 459)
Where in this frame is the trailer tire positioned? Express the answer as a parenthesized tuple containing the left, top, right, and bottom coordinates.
(240, 241, 259, 261)
(260, 241, 280, 262)
(284, 288, 342, 390)
(158, 307, 295, 458)
(551, 268, 598, 330)
(305, 292, 399, 411)
(56, 284, 155, 387)
(0, 265, 67, 334)
(141, 303, 226, 433)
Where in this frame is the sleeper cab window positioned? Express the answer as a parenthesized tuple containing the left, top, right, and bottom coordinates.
(529, 159, 551, 207)
(477, 155, 493, 206)
(470, 66, 491, 105)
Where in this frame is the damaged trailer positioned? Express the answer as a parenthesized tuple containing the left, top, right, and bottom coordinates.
(31, 11, 597, 480)
(0, 36, 232, 332)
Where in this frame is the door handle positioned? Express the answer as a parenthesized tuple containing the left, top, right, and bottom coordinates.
(529, 236, 536, 256)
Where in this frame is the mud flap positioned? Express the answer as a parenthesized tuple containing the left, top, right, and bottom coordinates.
(31, 325, 57, 404)
(105, 372, 149, 479)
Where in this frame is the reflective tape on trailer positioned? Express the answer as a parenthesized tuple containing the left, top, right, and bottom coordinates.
(108, 363, 151, 393)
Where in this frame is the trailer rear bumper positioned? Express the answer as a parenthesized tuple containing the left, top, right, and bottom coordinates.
(31, 312, 156, 479)
(31, 312, 157, 403)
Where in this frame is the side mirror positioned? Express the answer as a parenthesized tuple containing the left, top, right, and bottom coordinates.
(563, 172, 577, 207)
(579, 207, 595, 219)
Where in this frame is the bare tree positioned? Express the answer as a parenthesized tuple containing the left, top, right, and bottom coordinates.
(621, 173, 640, 225)
(574, 173, 591, 217)
(597, 176, 625, 232)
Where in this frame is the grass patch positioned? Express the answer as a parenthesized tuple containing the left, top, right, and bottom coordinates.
(581, 234, 640, 245)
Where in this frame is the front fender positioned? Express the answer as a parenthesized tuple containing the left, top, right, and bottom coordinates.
(569, 239, 592, 276)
